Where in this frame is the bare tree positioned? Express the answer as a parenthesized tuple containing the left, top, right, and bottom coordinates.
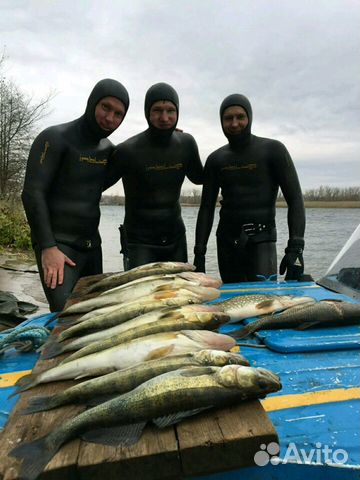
(0, 53, 54, 199)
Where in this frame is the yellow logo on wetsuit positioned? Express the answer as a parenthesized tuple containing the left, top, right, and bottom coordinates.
(221, 163, 257, 171)
(79, 155, 108, 165)
(39, 141, 50, 164)
(146, 163, 183, 172)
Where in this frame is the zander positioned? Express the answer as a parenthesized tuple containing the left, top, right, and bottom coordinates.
(12, 330, 236, 394)
(20, 350, 250, 414)
(11, 364, 281, 480)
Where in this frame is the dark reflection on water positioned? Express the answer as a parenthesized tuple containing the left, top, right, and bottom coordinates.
(99, 206, 359, 281)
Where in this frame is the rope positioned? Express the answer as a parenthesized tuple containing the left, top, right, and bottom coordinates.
(0, 326, 50, 355)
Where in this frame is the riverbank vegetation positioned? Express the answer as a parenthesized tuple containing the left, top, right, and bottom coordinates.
(0, 200, 31, 251)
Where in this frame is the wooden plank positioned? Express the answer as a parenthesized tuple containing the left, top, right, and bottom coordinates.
(176, 401, 278, 477)
(0, 273, 279, 479)
(77, 426, 180, 480)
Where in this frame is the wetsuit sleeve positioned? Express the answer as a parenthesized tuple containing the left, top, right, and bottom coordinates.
(273, 144, 305, 241)
(103, 145, 126, 190)
(194, 155, 220, 255)
(185, 135, 204, 185)
(21, 128, 64, 249)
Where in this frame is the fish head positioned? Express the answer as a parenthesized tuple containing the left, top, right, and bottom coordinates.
(193, 349, 250, 366)
(188, 311, 230, 328)
(280, 295, 316, 308)
(178, 272, 223, 288)
(217, 365, 282, 395)
(180, 330, 236, 351)
(179, 286, 220, 301)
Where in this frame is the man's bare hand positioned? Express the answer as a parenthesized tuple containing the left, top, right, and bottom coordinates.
(41, 246, 76, 289)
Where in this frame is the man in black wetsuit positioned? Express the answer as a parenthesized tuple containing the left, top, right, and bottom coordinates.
(105, 82, 203, 269)
(22, 79, 129, 312)
(194, 94, 305, 283)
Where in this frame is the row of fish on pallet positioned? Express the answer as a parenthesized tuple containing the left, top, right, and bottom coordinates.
(8, 261, 360, 480)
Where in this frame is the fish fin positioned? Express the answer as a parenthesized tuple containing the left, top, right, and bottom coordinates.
(86, 394, 119, 407)
(179, 366, 215, 377)
(40, 341, 65, 360)
(10, 435, 60, 480)
(56, 317, 78, 327)
(74, 367, 115, 380)
(153, 291, 178, 300)
(145, 344, 175, 360)
(159, 311, 184, 321)
(227, 326, 253, 340)
(153, 407, 212, 428)
(154, 284, 177, 292)
(256, 299, 277, 310)
(8, 373, 39, 398)
(81, 422, 146, 446)
(18, 395, 54, 415)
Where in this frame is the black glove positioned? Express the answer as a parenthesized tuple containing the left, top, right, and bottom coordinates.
(194, 245, 206, 273)
(279, 239, 304, 281)
(194, 254, 206, 273)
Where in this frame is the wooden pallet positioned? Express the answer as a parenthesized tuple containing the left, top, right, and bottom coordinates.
(0, 275, 278, 479)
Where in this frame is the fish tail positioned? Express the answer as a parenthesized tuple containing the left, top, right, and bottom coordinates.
(57, 329, 73, 342)
(18, 395, 56, 414)
(8, 373, 40, 397)
(56, 316, 79, 326)
(41, 341, 65, 360)
(10, 433, 63, 480)
(228, 325, 253, 340)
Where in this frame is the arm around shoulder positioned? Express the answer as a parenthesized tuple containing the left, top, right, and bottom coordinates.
(184, 133, 204, 185)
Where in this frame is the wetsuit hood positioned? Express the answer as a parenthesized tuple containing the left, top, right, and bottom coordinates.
(144, 82, 179, 140)
(84, 78, 130, 140)
(220, 94, 252, 147)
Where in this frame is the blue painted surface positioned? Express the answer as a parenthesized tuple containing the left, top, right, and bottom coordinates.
(212, 280, 360, 479)
(1, 282, 359, 480)
(0, 312, 56, 428)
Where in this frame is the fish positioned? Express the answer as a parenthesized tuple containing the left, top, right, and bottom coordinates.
(61, 307, 231, 363)
(19, 350, 250, 414)
(101, 271, 222, 296)
(233, 299, 360, 338)
(84, 261, 196, 294)
(60, 272, 221, 317)
(12, 330, 236, 394)
(42, 305, 230, 360)
(10, 364, 281, 480)
(214, 294, 316, 323)
(56, 286, 220, 342)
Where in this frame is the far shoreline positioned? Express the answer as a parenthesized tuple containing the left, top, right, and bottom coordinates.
(101, 201, 359, 208)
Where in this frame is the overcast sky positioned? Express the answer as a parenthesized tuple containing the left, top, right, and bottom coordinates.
(1, 0, 359, 195)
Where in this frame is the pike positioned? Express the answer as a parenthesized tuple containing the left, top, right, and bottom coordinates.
(12, 330, 236, 394)
(56, 286, 220, 342)
(233, 299, 360, 338)
(84, 261, 196, 294)
(11, 364, 281, 480)
(20, 350, 250, 414)
(60, 272, 221, 317)
(42, 305, 230, 361)
(214, 294, 316, 323)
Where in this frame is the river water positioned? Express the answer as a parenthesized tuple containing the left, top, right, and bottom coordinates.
(99, 206, 359, 281)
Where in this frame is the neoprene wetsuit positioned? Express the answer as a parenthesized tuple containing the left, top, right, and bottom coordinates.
(22, 79, 129, 311)
(194, 94, 305, 283)
(105, 83, 203, 269)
